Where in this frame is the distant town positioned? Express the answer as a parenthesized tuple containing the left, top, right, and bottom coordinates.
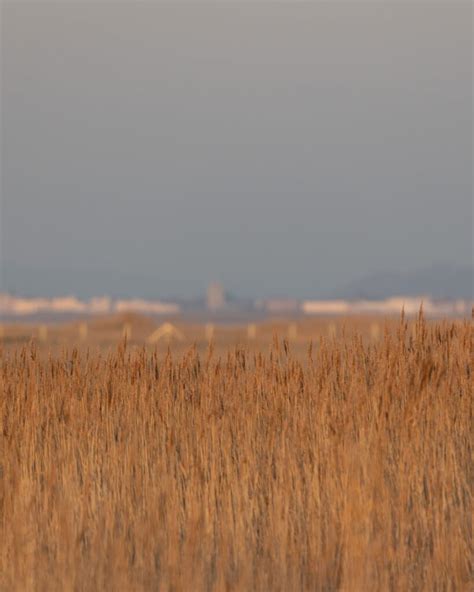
(0, 282, 471, 320)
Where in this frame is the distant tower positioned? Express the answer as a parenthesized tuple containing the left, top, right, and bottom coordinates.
(207, 282, 226, 312)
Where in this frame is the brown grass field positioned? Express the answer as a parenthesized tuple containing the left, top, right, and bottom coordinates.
(0, 313, 472, 591)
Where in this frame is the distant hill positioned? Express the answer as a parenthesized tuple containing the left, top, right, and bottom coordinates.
(332, 265, 473, 300)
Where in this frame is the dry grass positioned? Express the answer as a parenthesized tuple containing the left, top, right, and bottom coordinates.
(0, 314, 471, 591)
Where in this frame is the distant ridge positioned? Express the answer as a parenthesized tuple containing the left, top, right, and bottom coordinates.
(332, 264, 473, 300)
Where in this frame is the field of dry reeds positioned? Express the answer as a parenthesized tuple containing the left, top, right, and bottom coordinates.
(0, 313, 471, 591)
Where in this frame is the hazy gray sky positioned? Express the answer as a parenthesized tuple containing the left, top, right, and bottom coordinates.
(1, 2, 472, 298)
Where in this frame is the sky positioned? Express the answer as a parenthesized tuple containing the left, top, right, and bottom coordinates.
(1, 1, 472, 299)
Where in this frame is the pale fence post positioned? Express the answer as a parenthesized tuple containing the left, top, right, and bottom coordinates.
(122, 322, 132, 340)
(39, 325, 48, 342)
(247, 323, 257, 340)
(370, 322, 380, 341)
(205, 323, 215, 342)
(79, 323, 88, 341)
(288, 323, 297, 340)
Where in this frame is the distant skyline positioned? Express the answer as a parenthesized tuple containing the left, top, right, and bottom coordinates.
(1, 2, 472, 299)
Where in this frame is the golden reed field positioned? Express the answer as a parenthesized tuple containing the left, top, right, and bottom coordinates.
(0, 313, 472, 591)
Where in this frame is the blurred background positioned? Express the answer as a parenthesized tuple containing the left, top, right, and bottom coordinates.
(0, 1, 472, 346)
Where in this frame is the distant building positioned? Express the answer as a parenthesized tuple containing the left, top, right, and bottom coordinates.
(114, 299, 180, 315)
(207, 282, 226, 312)
(353, 297, 432, 315)
(302, 300, 350, 315)
(301, 297, 473, 316)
